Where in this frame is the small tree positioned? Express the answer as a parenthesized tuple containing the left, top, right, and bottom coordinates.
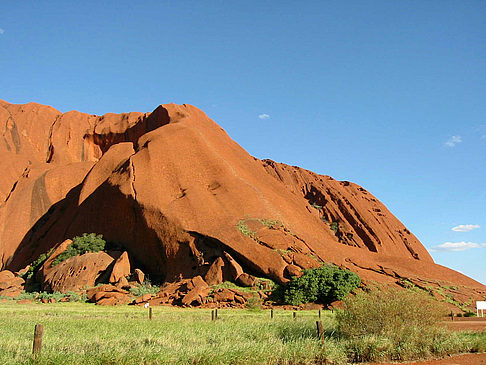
(52, 233, 106, 266)
(282, 264, 361, 305)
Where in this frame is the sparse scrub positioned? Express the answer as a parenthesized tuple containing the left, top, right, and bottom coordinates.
(52, 233, 106, 266)
(129, 281, 160, 297)
(236, 220, 257, 239)
(23, 249, 54, 279)
(335, 287, 466, 362)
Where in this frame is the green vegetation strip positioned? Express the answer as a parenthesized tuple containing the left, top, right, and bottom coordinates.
(0, 299, 485, 365)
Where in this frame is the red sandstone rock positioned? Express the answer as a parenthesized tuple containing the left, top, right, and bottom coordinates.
(41, 251, 116, 292)
(133, 293, 153, 304)
(0, 270, 24, 297)
(223, 252, 244, 281)
(213, 289, 235, 302)
(116, 276, 130, 289)
(204, 257, 225, 285)
(284, 264, 302, 279)
(236, 273, 256, 287)
(133, 269, 145, 284)
(86, 284, 128, 302)
(109, 251, 130, 284)
(0, 100, 484, 309)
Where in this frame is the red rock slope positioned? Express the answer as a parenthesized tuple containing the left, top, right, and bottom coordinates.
(0, 100, 484, 306)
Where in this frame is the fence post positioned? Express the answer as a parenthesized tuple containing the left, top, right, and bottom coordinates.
(293, 311, 296, 320)
(32, 324, 44, 356)
(318, 309, 321, 319)
(215, 309, 218, 320)
(211, 310, 215, 321)
(316, 321, 324, 343)
(271, 309, 274, 319)
(149, 307, 153, 320)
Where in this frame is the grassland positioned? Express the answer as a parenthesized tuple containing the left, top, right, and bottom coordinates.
(0, 302, 485, 365)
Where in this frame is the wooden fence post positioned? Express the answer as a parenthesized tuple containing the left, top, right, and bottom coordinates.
(316, 321, 324, 343)
(32, 324, 44, 356)
(318, 309, 321, 319)
(293, 311, 296, 320)
(211, 310, 215, 321)
(215, 309, 218, 320)
(149, 307, 153, 320)
(271, 309, 274, 319)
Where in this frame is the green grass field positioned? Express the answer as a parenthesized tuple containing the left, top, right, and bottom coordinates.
(0, 302, 484, 364)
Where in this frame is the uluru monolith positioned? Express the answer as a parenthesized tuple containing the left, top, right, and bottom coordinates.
(0, 100, 484, 309)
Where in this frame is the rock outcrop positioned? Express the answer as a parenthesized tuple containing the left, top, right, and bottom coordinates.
(0, 99, 484, 310)
(0, 270, 24, 297)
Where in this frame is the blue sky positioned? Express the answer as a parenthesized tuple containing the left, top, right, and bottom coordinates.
(1, 1, 485, 284)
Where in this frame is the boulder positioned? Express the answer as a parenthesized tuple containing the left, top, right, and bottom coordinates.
(292, 253, 320, 270)
(109, 251, 131, 284)
(284, 264, 302, 279)
(0, 270, 24, 297)
(133, 269, 145, 284)
(236, 273, 257, 287)
(133, 293, 153, 304)
(41, 251, 116, 292)
(116, 276, 130, 289)
(181, 286, 210, 306)
(204, 257, 225, 285)
(86, 284, 128, 302)
(213, 288, 235, 302)
(223, 252, 244, 281)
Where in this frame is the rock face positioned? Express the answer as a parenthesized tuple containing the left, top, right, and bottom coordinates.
(0, 270, 24, 297)
(0, 99, 484, 308)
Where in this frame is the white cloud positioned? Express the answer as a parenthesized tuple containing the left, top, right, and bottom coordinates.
(258, 113, 270, 120)
(445, 135, 462, 147)
(0, 28, 4, 35)
(452, 224, 480, 232)
(429, 241, 486, 252)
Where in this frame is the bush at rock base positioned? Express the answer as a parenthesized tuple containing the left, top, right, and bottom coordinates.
(129, 282, 160, 297)
(336, 287, 454, 362)
(281, 264, 361, 305)
(52, 233, 106, 266)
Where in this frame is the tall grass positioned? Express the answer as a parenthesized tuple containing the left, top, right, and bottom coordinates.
(0, 295, 484, 364)
(335, 287, 483, 363)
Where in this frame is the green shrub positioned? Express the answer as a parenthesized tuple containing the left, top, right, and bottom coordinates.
(336, 287, 446, 340)
(336, 288, 463, 362)
(330, 222, 339, 232)
(464, 311, 476, 317)
(245, 296, 263, 311)
(281, 265, 361, 305)
(24, 248, 54, 279)
(129, 282, 160, 297)
(52, 233, 106, 266)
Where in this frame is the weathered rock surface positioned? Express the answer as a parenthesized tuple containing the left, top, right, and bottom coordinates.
(0, 270, 24, 297)
(0, 99, 484, 309)
(41, 249, 117, 292)
(109, 251, 130, 284)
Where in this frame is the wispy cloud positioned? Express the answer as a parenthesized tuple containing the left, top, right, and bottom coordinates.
(0, 28, 4, 35)
(429, 241, 486, 252)
(445, 135, 462, 147)
(258, 113, 270, 120)
(452, 224, 480, 232)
